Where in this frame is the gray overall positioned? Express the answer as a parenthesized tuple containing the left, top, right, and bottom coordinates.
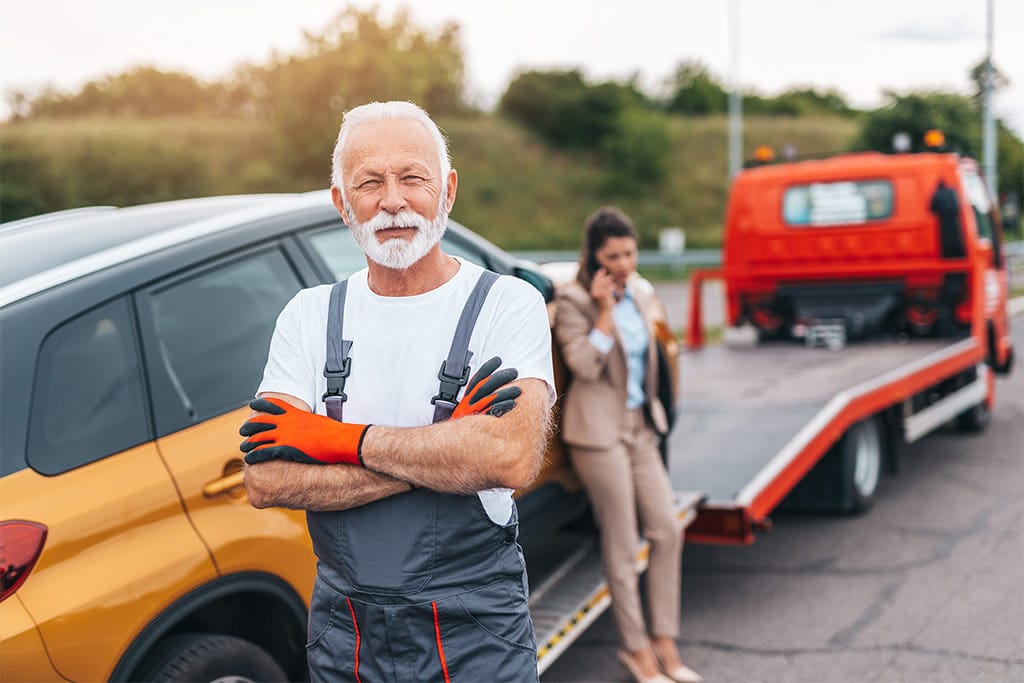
(305, 272, 539, 683)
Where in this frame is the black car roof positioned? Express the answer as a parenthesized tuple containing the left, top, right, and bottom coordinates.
(0, 192, 327, 306)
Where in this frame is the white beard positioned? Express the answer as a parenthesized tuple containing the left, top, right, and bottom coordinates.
(346, 204, 448, 270)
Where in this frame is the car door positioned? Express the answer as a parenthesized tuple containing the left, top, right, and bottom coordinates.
(2, 295, 218, 683)
(136, 242, 316, 596)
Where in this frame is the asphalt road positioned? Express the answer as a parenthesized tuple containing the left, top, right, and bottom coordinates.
(541, 314, 1023, 683)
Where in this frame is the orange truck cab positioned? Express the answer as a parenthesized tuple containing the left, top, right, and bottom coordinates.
(721, 145, 1014, 374)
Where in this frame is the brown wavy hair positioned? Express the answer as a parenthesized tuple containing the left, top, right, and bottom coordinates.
(575, 206, 639, 290)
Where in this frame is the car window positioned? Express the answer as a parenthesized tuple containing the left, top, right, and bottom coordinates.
(146, 249, 303, 429)
(304, 225, 489, 280)
(961, 171, 994, 241)
(440, 235, 489, 268)
(306, 228, 368, 280)
(27, 298, 150, 475)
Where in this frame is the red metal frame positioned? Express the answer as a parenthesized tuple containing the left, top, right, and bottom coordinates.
(684, 254, 991, 542)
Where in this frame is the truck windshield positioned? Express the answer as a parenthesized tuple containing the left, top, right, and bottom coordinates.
(783, 180, 894, 227)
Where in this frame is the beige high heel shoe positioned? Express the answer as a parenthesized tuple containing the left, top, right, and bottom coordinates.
(616, 650, 675, 683)
(652, 649, 703, 683)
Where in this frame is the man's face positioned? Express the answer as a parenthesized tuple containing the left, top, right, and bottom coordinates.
(334, 119, 457, 269)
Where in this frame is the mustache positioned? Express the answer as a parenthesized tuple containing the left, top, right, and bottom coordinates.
(357, 210, 431, 234)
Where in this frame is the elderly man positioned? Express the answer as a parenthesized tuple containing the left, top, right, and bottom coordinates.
(241, 101, 555, 682)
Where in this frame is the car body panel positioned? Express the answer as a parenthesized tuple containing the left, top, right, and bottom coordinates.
(153, 407, 317, 599)
(0, 444, 217, 682)
(0, 597, 65, 681)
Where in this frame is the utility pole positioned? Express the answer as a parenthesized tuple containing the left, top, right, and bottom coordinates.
(982, 0, 997, 195)
(728, 0, 742, 180)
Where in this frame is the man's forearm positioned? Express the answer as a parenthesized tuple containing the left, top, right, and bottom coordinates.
(361, 379, 552, 494)
(244, 459, 411, 511)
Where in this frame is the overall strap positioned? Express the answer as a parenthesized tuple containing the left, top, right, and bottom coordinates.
(323, 280, 353, 422)
(431, 270, 500, 423)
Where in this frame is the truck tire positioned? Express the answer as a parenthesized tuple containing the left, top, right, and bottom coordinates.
(956, 401, 991, 432)
(839, 417, 883, 513)
(138, 633, 287, 683)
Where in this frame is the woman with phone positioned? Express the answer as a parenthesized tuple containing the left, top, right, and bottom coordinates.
(553, 207, 700, 683)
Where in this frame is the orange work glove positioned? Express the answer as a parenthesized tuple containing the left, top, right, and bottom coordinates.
(240, 357, 520, 467)
(450, 356, 522, 419)
(240, 397, 370, 466)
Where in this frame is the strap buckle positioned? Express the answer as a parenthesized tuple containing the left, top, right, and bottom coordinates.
(430, 359, 470, 408)
(322, 356, 352, 403)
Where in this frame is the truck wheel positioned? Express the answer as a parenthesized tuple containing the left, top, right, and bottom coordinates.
(956, 402, 991, 432)
(138, 633, 287, 683)
(839, 417, 883, 513)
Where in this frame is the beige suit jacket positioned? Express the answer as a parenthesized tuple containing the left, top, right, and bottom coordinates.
(554, 276, 670, 450)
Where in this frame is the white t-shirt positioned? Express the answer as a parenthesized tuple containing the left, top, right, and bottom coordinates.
(257, 258, 556, 523)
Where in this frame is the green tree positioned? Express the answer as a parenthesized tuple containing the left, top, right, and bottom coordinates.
(247, 7, 466, 183)
(853, 90, 1023, 217)
(498, 70, 588, 146)
(664, 61, 727, 115)
(24, 67, 214, 118)
(744, 87, 854, 117)
(498, 70, 646, 150)
(854, 91, 979, 155)
(602, 108, 671, 190)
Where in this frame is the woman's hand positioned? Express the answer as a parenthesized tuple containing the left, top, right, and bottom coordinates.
(590, 267, 619, 311)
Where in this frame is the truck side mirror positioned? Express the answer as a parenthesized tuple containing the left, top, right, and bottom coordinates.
(976, 238, 994, 266)
(930, 181, 966, 258)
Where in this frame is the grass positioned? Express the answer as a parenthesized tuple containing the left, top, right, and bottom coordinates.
(446, 113, 858, 251)
(3, 112, 859, 249)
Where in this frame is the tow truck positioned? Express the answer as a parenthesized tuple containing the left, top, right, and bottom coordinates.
(529, 134, 1015, 674)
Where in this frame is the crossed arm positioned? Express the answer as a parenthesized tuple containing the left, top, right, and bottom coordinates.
(243, 378, 553, 511)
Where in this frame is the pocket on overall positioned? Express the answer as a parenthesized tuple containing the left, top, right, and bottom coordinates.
(433, 580, 538, 682)
(306, 577, 359, 682)
(336, 488, 437, 593)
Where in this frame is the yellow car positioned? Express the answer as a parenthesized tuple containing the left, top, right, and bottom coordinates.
(0, 192, 586, 682)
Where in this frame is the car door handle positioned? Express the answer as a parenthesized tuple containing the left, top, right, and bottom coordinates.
(203, 470, 245, 498)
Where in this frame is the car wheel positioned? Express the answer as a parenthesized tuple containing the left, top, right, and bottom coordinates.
(956, 401, 991, 432)
(138, 633, 287, 683)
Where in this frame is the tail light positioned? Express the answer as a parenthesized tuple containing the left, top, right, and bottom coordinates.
(906, 302, 938, 334)
(751, 307, 783, 334)
(1, 520, 47, 602)
(685, 507, 754, 545)
(955, 301, 973, 324)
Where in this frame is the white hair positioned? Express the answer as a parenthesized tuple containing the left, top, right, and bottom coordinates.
(330, 101, 451, 192)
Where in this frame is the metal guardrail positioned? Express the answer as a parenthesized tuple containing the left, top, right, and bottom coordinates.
(510, 248, 722, 267)
(515, 242, 1023, 288)
(1007, 241, 1024, 293)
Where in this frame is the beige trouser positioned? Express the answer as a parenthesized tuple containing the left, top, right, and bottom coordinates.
(568, 408, 682, 652)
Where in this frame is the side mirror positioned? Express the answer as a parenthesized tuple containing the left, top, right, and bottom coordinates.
(976, 238, 994, 266)
(514, 264, 555, 304)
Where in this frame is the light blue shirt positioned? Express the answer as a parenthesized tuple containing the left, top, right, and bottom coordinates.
(587, 286, 649, 409)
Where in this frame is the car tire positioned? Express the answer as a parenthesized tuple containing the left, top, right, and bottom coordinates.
(138, 633, 287, 683)
(956, 401, 991, 432)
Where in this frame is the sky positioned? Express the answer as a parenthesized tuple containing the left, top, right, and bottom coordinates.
(2, 0, 1022, 137)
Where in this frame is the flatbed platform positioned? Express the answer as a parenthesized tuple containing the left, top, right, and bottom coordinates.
(666, 334, 982, 535)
